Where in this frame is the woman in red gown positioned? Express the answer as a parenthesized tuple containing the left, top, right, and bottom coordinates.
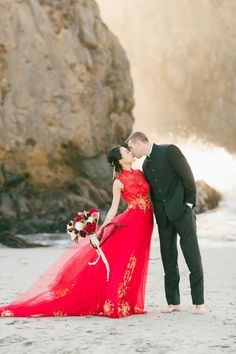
(0, 146, 154, 318)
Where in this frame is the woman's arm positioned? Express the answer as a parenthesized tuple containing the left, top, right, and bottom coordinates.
(100, 179, 123, 229)
(89, 179, 123, 247)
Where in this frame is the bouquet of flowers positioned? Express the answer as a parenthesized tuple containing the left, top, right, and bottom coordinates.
(66, 207, 110, 281)
(66, 207, 99, 242)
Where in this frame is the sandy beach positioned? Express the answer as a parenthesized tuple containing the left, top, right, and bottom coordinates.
(0, 224, 236, 354)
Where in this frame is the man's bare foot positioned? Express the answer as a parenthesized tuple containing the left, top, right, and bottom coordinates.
(160, 304, 181, 313)
(193, 304, 206, 315)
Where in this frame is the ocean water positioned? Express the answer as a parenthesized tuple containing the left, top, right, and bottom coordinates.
(17, 200, 236, 249)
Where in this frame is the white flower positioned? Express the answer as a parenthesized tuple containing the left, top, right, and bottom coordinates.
(75, 221, 84, 231)
(66, 221, 74, 230)
(87, 216, 95, 223)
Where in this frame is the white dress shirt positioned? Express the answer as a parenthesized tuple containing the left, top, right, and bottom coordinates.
(147, 143, 153, 157)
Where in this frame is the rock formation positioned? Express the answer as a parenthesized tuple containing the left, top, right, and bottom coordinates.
(0, 0, 222, 241)
(0, 0, 134, 234)
(195, 180, 221, 214)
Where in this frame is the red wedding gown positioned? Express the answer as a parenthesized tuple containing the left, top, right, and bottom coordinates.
(0, 169, 153, 318)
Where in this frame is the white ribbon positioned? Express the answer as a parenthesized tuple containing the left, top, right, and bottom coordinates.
(88, 236, 110, 282)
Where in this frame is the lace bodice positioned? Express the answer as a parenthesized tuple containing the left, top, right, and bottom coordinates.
(116, 169, 152, 212)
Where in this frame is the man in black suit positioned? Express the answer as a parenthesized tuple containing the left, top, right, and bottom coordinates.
(126, 132, 205, 314)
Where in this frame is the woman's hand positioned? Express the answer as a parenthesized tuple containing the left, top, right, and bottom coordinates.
(90, 234, 100, 249)
(96, 229, 103, 241)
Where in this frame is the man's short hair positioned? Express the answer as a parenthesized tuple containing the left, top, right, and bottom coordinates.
(126, 131, 149, 144)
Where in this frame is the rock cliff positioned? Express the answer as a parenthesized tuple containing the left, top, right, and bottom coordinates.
(0, 0, 134, 233)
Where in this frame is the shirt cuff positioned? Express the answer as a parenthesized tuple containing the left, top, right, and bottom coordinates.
(186, 202, 193, 208)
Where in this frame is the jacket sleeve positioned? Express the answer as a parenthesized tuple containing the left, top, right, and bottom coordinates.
(167, 144, 196, 205)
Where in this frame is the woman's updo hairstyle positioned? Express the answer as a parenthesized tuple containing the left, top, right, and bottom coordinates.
(107, 146, 123, 177)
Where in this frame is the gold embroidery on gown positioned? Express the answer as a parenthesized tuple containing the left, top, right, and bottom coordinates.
(118, 301, 130, 316)
(103, 254, 137, 317)
(1, 309, 14, 317)
(117, 255, 137, 299)
(103, 299, 115, 316)
(134, 305, 144, 313)
(54, 288, 70, 298)
(53, 311, 67, 316)
(127, 194, 152, 212)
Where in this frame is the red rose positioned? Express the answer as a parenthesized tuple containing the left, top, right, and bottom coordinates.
(75, 214, 83, 222)
(89, 208, 98, 214)
(79, 230, 86, 238)
(83, 223, 96, 234)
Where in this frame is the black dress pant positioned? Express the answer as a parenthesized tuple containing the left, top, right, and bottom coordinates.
(157, 205, 204, 305)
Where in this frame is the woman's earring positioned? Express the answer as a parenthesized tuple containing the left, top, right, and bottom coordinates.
(112, 162, 116, 180)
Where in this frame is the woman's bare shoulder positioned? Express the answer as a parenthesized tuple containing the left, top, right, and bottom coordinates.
(113, 178, 124, 189)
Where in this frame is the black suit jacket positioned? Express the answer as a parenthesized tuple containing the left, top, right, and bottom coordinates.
(142, 144, 196, 227)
